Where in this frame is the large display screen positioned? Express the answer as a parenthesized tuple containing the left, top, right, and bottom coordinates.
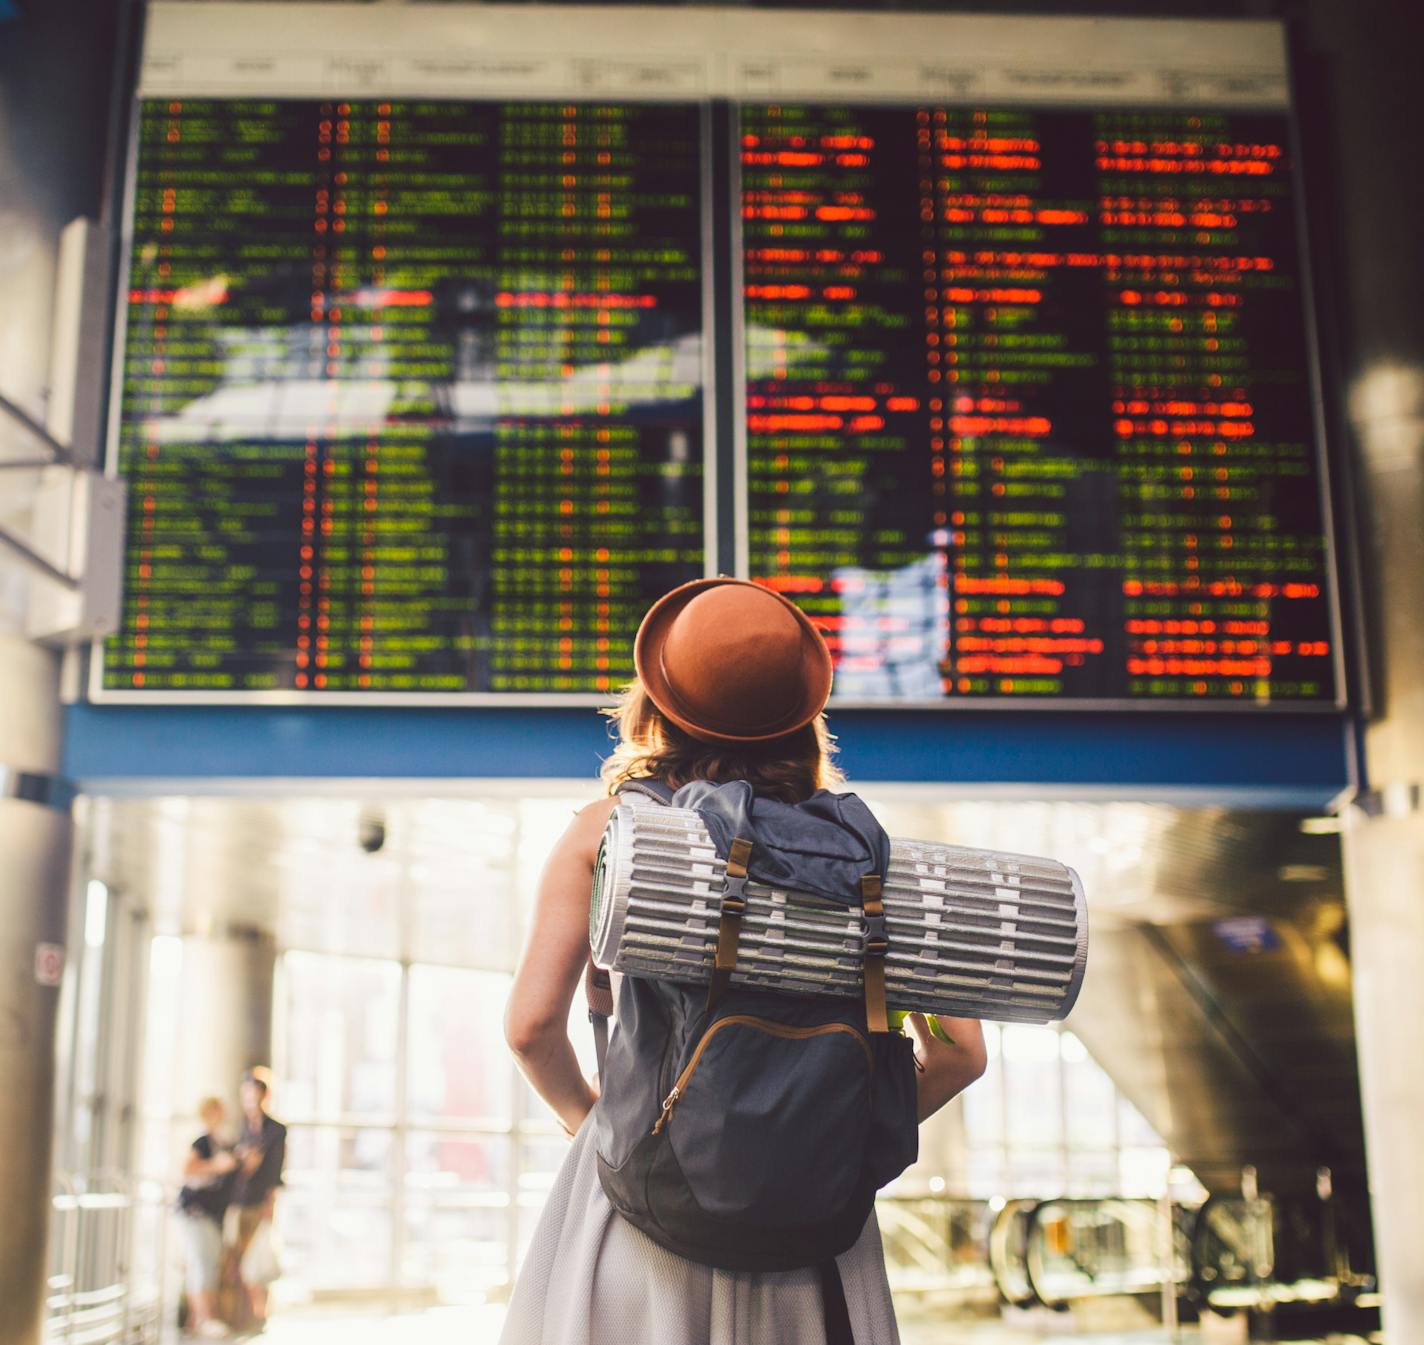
(741, 104, 1336, 703)
(96, 5, 1344, 707)
(108, 96, 707, 695)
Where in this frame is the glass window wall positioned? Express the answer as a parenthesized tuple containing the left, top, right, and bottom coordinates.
(941, 1024, 1188, 1203)
(262, 795, 592, 1305)
(125, 791, 1196, 1311)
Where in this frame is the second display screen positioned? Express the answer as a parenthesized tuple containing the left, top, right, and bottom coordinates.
(741, 103, 1336, 705)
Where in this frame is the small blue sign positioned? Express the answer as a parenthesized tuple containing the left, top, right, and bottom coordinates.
(1212, 916, 1281, 954)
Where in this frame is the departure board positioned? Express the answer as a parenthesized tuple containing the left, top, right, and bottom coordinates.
(105, 97, 706, 695)
(742, 104, 1338, 704)
(98, 5, 1345, 707)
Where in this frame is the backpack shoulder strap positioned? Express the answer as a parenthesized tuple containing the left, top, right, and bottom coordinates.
(586, 781, 672, 1085)
(614, 777, 675, 805)
(818, 1259, 855, 1345)
(584, 958, 614, 1083)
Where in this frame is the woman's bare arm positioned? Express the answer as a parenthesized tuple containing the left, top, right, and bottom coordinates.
(907, 1013, 988, 1122)
(504, 795, 619, 1136)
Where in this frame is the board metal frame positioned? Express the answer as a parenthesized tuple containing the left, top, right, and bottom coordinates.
(88, 3, 1351, 713)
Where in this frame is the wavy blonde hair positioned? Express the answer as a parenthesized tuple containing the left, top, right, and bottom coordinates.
(599, 680, 844, 804)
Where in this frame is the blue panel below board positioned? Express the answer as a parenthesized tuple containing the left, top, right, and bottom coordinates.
(62, 705, 1358, 809)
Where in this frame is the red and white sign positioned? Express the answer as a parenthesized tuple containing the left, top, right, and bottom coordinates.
(34, 943, 66, 987)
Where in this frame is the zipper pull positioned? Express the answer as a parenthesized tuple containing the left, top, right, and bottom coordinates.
(651, 1086, 681, 1135)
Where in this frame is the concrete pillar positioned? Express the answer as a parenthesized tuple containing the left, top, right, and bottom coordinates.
(1292, 0, 1424, 1330)
(170, 928, 277, 1124)
(0, 637, 71, 1345)
(1342, 809, 1424, 1337)
(1341, 366, 1424, 1339)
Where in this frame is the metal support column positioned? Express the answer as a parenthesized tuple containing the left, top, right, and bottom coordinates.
(0, 636, 73, 1345)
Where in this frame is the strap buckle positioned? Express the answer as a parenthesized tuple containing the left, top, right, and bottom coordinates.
(721, 869, 749, 915)
(860, 910, 888, 957)
(708, 839, 753, 1014)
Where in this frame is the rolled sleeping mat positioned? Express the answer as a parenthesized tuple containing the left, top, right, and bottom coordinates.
(590, 800, 1088, 1025)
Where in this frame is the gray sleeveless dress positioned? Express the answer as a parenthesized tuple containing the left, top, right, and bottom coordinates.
(499, 1109, 901, 1345)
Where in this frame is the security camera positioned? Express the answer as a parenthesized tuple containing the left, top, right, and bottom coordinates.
(358, 810, 386, 855)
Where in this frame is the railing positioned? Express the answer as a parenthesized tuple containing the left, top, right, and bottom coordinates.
(877, 1195, 998, 1313)
(46, 1172, 168, 1345)
(42, 1172, 1377, 1337)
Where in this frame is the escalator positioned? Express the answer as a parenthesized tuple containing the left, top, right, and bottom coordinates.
(1065, 809, 1366, 1203)
(1192, 1192, 1379, 1338)
(974, 1192, 1378, 1338)
(1027, 1198, 1190, 1309)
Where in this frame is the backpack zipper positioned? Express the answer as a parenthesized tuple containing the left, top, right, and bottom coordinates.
(651, 1014, 874, 1135)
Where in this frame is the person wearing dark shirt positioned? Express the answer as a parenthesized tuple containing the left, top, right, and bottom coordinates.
(177, 1097, 236, 1339)
(224, 1069, 286, 1329)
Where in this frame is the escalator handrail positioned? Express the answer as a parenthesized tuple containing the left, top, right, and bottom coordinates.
(987, 1198, 1044, 1310)
(1024, 1196, 1168, 1310)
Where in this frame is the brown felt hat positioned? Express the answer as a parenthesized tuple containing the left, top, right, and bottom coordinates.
(634, 578, 834, 745)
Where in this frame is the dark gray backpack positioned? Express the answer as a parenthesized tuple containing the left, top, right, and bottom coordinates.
(588, 777, 919, 1334)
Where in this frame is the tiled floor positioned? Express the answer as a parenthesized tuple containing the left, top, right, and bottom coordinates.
(254, 1305, 508, 1345)
(235, 1306, 1204, 1345)
(212, 1305, 1372, 1345)
(900, 1322, 1198, 1345)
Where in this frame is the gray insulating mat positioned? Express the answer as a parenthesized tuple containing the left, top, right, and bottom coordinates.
(590, 800, 1089, 1024)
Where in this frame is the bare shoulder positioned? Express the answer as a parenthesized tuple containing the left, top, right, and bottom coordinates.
(552, 794, 620, 865)
(572, 794, 620, 829)
(577, 794, 620, 818)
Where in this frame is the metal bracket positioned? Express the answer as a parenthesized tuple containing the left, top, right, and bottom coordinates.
(0, 389, 86, 591)
(0, 389, 127, 643)
(0, 765, 77, 813)
(0, 391, 78, 469)
(1354, 783, 1423, 819)
(0, 523, 82, 591)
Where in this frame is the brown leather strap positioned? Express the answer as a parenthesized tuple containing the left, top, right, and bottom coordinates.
(706, 836, 753, 1011)
(860, 873, 889, 1034)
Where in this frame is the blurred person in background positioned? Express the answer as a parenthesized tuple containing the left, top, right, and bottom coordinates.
(177, 1096, 237, 1339)
(220, 1069, 286, 1331)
